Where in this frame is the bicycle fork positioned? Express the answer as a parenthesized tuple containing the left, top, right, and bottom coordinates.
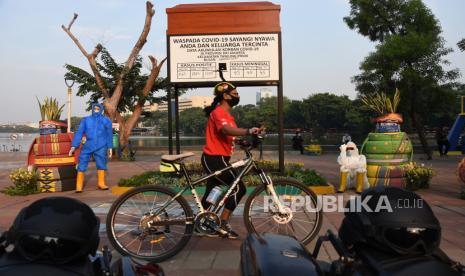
(257, 171, 288, 214)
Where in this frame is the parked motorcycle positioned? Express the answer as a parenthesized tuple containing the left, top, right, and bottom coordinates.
(0, 197, 164, 276)
(240, 187, 465, 276)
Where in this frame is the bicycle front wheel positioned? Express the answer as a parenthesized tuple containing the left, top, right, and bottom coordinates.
(106, 185, 194, 262)
(244, 178, 323, 245)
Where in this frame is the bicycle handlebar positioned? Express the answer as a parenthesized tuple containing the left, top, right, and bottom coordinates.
(236, 132, 265, 152)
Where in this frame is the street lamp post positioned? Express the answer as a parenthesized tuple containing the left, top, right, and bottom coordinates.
(65, 78, 75, 133)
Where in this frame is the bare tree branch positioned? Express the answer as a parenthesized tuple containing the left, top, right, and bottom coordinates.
(62, 14, 110, 99)
(90, 44, 103, 59)
(112, 1, 155, 104)
(68, 13, 78, 30)
(62, 1, 166, 151)
(142, 56, 166, 98)
(125, 56, 166, 136)
(61, 23, 89, 58)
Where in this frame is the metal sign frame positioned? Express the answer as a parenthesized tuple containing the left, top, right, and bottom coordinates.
(166, 32, 285, 174)
(167, 32, 281, 86)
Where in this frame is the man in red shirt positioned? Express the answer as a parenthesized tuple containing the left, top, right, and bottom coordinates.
(201, 82, 260, 239)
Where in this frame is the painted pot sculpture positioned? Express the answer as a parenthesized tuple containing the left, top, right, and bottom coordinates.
(28, 123, 80, 192)
(28, 97, 80, 192)
(361, 113, 413, 188)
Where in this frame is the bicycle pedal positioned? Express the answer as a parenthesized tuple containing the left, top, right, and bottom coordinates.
(217, 228, 228, 235)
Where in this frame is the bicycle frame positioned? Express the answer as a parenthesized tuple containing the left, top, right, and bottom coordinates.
(151, 148, 287, 217)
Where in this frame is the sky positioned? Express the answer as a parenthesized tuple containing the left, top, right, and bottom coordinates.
(0, 0, 464, 123)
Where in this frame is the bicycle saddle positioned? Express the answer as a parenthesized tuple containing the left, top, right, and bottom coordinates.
(161, 152, 195, 162)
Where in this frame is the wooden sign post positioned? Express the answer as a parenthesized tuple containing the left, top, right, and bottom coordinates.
(166, 2, 285, 174)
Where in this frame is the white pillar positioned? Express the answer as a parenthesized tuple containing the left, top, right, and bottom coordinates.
(67, 87, 72, 133)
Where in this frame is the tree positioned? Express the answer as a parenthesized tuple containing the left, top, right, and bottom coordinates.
(231, 104, 260, 129)
(344, 99, 376, 141)
(458, 39, 465, 51)
(62, 2, 166, 157)
(284, 100, 306, 129)
(142, 110, 167, 128)
(301, 93, 352, 130)
(70, 116, 83, 132)
(256, 97, 291, 132)
(345, 0, 460, 159)
(178, 108, 208, 136)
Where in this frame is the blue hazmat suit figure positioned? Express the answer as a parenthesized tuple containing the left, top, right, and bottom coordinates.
(69, 103, 113, 192)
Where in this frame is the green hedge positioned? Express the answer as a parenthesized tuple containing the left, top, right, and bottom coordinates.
(118, 160, 327, 188)
(183, 160, 304, 175)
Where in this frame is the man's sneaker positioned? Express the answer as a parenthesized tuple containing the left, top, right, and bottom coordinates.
(220, 220, 239, 240)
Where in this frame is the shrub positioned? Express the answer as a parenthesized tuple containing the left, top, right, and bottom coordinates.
(184, 161, 204, 174)
(404, 162, 435, 191)
(292, 169, 327, 186)
(183, 160, 304, 175)
(118, 160, 327, 188)
(2, 168, 38, 196)
(118, 171, 164, 187)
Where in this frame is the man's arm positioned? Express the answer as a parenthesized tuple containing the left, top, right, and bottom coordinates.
(221, 125, 254, 136)
(69, 119, 86, 156)
(105, 119, 113, 149)
(71, 119, 86, 148)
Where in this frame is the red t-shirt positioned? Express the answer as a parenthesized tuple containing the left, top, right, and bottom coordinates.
(203, 106, 237, 156)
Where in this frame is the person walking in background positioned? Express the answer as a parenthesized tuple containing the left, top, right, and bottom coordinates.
(292, 129, 304, 154)
(436, 126, 450, 156)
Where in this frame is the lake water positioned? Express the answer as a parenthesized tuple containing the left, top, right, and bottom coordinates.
(0, 133, 36, 152)
(0, 132, 296, 152)
(129, 134, 296, 150)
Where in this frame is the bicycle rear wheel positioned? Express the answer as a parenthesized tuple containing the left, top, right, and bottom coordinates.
(106, 185, 194, 262)
(243, 178, 323, 245)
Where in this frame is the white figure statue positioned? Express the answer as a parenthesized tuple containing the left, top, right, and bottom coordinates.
(337, 141, 368, 193)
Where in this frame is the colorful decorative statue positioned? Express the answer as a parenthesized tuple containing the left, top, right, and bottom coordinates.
(69, 103, 113, 192)
(337, 141, 368, 193)
(360, 89, 413, 189)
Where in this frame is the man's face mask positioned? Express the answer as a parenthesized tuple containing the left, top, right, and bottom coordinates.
(93, 106, 101, 116)
(346, 148, 353, 157)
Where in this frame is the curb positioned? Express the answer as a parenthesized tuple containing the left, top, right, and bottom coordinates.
(309, 184, 335, 194)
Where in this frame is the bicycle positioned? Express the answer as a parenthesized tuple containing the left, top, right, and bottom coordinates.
(106, 134, 323, 262)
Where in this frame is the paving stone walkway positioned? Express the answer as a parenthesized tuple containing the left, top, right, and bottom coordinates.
(1, 151, 464, 275)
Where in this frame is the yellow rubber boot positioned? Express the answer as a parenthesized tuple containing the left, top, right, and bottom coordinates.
(337, 171, 349, 193)
(97, 170, 109, 190)
(76, 172, 85, 193)
(355, 172, 365, 194)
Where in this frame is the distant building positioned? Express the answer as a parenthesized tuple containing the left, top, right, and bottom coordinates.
(146, 96, 214, 112)
(0, 122, 39, 128)
(256, 88, 274, 105)
(23, 122, 40, 128)
(143, 103, 159, 112)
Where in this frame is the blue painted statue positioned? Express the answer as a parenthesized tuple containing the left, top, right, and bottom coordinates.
(69, 103, 113, 192)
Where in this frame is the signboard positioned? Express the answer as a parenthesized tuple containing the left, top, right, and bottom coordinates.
(169, 33, 279, 83)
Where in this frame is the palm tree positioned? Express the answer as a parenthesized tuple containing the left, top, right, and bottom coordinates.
(458, 39, 465, 51)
